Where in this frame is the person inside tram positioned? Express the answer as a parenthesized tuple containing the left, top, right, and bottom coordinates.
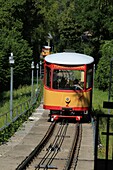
(73, 79, 83, 90)
(59, 77, 67, 88)
(65, 78, 70, 88)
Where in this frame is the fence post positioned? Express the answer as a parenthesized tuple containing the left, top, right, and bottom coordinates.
(9, 53, 14, 121)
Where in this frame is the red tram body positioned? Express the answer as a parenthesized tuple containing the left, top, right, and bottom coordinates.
(43, 52, 94, 121)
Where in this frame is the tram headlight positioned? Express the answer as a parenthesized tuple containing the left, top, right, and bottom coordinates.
(65, 97, 71, 104)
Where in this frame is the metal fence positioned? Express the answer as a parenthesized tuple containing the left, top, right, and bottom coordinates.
(0, 84, 43, 133)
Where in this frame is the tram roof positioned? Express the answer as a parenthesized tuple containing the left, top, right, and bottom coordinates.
(43, 46, 51, 49)
(45, 52, 94, 65)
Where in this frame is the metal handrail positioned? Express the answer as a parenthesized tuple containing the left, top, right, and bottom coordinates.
(0, 84, 43, 132)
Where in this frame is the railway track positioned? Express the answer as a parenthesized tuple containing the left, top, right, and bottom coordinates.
(16, 120, 82, 170)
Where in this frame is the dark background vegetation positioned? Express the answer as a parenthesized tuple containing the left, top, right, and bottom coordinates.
(0, 0, 113, 92)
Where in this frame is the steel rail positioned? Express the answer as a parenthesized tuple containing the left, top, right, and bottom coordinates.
(36, 120, 68, 169)
(73, 123, 82, 170)
(16, 121, 56, 170)
(64, 122, 82, 170)
(45, 120, 68, 168)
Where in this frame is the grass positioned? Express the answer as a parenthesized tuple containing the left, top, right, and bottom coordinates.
(0, 81, 43, 143)
(0, 82, 42, 130)
(93, 88, 109, 113)
(93, 87, 113, 114)
(0, 84, 38, 114)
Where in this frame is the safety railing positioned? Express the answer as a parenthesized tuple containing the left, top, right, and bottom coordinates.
(0, 83, 43, 133)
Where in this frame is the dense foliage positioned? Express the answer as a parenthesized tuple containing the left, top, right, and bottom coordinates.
(95, 40, 113, 90)
(0, 0, 113, 91)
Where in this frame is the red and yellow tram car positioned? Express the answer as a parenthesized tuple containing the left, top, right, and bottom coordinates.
(43, 52, 94, 121)
(41, 46, 51, 58)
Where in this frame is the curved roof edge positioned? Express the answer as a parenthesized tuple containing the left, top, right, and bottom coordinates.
(45, 52, 94, 65)
(43, 46, 51, 49)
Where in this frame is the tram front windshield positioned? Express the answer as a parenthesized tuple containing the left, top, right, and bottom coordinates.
(52, 69, 84, 90)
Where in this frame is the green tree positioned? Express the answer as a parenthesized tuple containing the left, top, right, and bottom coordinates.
(0, 0, 32, 91)
(95, 40, 113, 90)
(1, 0, 113, 92)
(0, 27, 32, 90)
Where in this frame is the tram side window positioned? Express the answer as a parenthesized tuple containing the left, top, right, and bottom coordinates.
(45, 67, 51, 87)
(86, 69, 92, 89)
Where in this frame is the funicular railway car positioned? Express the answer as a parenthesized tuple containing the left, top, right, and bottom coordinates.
(41, 46, 51, 58)
(43, 52, 94, 122)
(40, 46, 51, 75)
